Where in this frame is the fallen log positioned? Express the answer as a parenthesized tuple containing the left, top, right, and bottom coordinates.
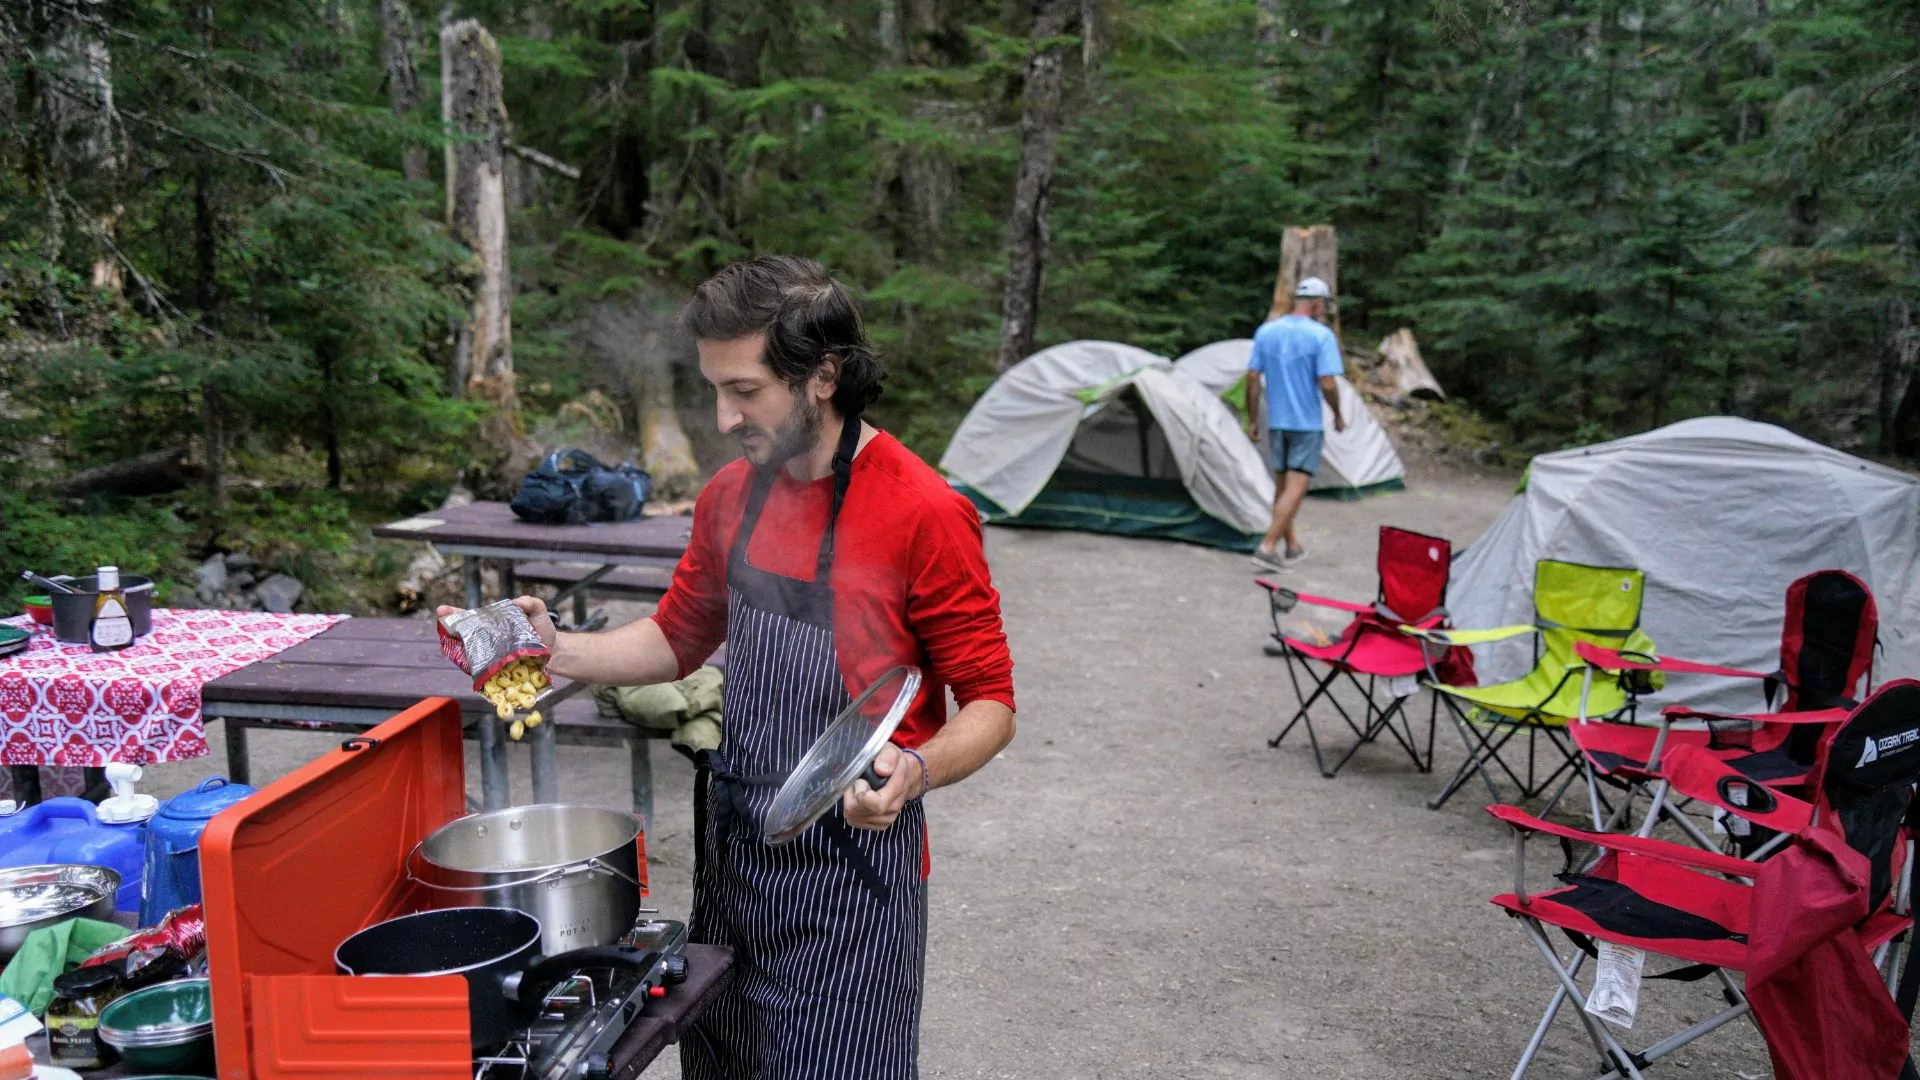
(47, 445, 197, 498)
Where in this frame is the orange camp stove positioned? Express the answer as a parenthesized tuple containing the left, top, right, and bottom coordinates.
(199, 697, 660, 1079)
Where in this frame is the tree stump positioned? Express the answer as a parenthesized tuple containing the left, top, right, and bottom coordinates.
(1377, 328, 1446, 401)
(1268, 224, 1340, 326)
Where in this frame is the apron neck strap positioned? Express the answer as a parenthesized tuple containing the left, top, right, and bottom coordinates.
(734, 416, 864, 584)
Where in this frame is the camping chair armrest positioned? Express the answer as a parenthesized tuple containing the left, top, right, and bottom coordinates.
(1574, 642, 1771, 680)
(1659, 705, 1853, 726)
(1488, 804, 1759, 878)
(1255, 579, 1371, 614)
(1661, 744, 1816, 836)
(1399, 623, 1537, 647)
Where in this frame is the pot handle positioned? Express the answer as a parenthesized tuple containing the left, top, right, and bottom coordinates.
(504, 947, 660, 1003)
(405, 841, 644, 893)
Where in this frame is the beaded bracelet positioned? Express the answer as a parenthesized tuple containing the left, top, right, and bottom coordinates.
(902, 748, 931, 800)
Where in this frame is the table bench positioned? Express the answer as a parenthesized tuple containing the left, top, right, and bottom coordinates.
(515, 559, 676, 628)
(202, 618, 684, 825)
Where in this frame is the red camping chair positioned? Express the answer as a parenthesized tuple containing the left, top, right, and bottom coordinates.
(1569, 570, 1878, 845)
(1257, 526, 1473, 777)
(1490, 679, 1920, 1079)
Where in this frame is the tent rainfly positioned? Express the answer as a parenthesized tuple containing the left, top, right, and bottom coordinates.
(1173, 339, 1406, 499)
(1449, 416, 1920, 711)
(939, 341, 1275, 550)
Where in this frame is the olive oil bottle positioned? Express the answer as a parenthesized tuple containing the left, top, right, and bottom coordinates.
(89, 565, 135, 652)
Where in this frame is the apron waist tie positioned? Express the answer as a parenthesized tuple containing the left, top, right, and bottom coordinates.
(699, 749, 894, 907)
(821, 813, 894, 906)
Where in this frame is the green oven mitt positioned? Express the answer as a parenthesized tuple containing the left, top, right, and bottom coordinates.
(0, 918, 125, 1016)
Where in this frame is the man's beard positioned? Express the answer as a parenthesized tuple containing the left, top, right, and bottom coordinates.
(739, 391, 821, 468)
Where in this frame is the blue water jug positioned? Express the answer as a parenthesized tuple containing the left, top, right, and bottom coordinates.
(141, 776, 256, 925)
(0, 764, 156, 912)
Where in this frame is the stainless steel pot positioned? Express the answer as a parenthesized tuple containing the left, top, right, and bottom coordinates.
(48, 574, 154, 645)
(408, 804, 643, 953)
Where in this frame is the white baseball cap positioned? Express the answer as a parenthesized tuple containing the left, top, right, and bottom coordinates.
(1294, 276, 1331, 299)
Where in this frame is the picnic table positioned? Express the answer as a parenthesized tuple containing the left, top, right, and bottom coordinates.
(201, 616, 609, 814)
(369, 502, 693, 809)
(0, 608, 344, 802)
(372, 500, 691, 613)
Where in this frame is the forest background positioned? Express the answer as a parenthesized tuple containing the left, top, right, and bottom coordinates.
(3, 0, 1917, 612)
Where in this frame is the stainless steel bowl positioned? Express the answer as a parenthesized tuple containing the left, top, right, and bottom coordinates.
(0, 864, 120, 959)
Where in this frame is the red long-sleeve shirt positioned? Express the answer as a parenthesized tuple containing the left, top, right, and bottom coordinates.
(652, 430, 1015, 746)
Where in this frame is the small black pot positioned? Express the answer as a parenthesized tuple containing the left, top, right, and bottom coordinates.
(334, 907, 652, 1051)
(48, 574, 154, 645)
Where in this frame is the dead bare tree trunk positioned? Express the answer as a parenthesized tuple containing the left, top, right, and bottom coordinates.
(1255, 0, 1282, 95)
(995, 0, 1079, 372)
(194, 165, 224, 509)
(381, 0, 429, 183)
(1268, 225, 1340, 334)
(596, 298, 701, 501)
(443, 20, 521, 490)
(636, 350, 700, 500)
(1881, 295, 1917, 455)
(43, 20, 123, 295)
(442, 20, 513, 409)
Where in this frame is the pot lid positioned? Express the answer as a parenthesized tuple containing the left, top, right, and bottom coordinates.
(762, 666, 922, 846)
(159, 776, 256, 822)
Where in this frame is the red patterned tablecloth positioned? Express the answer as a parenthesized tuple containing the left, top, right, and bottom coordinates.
(0, 608, 346, 766)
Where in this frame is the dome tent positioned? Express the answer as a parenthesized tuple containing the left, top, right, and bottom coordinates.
(1173, 339, 1406, 499)
(939, 341, 1274, 551)
(1448, 416, 1920, 711)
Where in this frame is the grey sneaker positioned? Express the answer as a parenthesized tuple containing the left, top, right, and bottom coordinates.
(1283, 546, 1308, 567)
(1251, 548, 1288, 572)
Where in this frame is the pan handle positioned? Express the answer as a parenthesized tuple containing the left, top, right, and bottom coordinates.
(405, 841, 643, 893)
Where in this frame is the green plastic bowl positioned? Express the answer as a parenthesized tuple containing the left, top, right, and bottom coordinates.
(98, 978, 214, 1075)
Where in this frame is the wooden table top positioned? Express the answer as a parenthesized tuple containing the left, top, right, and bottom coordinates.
(200, 616, 585, 718)
(372, 501, 692, 560)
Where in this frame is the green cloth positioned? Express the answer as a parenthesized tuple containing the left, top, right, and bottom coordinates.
(0, 917, 124, 1016)
(594, 666, 725, 753)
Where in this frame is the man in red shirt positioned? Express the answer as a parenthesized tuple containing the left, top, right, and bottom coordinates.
(497, 255, 1015, 1079)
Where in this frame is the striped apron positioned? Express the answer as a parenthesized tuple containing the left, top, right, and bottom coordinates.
(684, 418, 927, 1080)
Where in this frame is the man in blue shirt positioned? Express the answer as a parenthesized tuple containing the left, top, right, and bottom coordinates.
(1245, 276, 1346, 571)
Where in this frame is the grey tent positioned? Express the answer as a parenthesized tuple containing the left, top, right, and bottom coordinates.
(940, 341, 1275, 550)
(1449, 416, 1920, 711)
(1173, 339, 1406, 499)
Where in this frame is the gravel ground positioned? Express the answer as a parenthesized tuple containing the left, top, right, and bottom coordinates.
(140, 460, 1812, 1078)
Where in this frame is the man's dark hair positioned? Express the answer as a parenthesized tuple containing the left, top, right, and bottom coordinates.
(679, 255, 885, 418)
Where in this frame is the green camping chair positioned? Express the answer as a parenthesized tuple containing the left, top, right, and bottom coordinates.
(1413, 559, 1663, 811)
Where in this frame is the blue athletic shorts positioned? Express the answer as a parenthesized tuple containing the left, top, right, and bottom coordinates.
(1268, 429, 1324, 475)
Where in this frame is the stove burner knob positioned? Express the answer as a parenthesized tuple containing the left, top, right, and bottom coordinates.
(662, 954, 689, 985)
